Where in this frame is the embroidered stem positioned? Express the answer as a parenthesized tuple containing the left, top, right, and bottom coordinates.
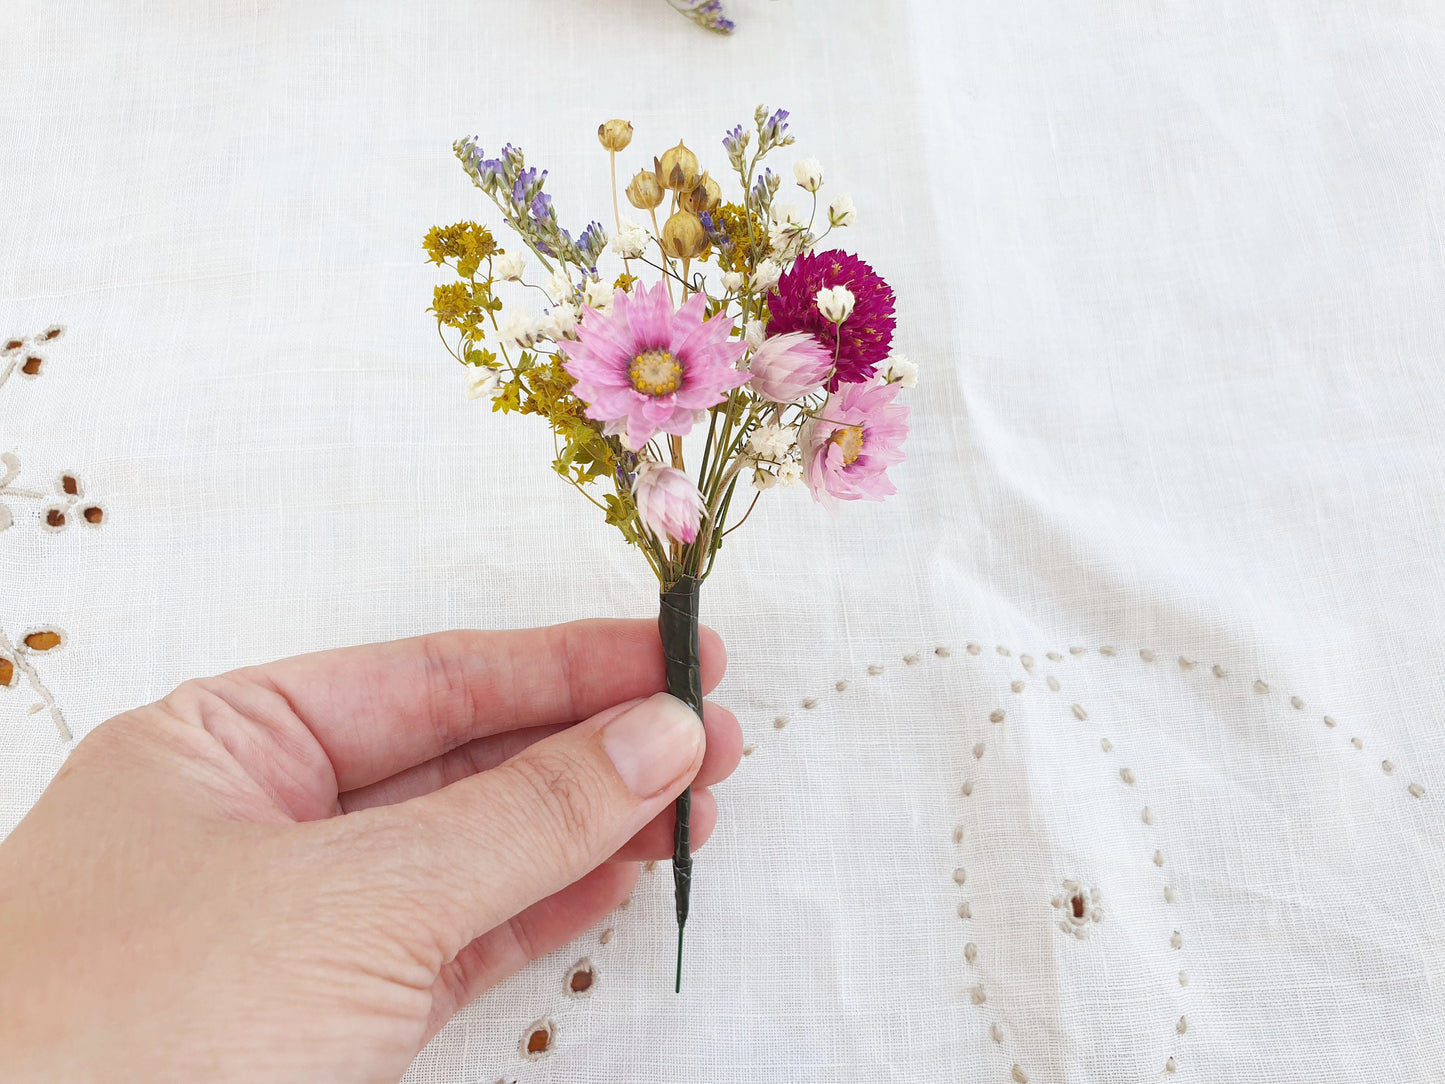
(0, 627, 69, 741)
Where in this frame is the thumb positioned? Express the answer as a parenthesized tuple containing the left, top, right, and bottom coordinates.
(358, 691, 704, 961)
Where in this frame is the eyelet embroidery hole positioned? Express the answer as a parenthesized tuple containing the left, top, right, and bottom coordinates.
(520, 1018, 556, 1060)
(1071, 703, 1088, 721)
(1253, 679, 1269, 694)
(1046, 675, 1060, 691)
(867, 664, 884, 675)
(989, 709, 1005, 723)
(966, 643, 981, 655)
(1140, 648, 1155, 662)
(1046, 651, 1062, 661)
(563, 958, 596, 998)
(20, 629, 64, 653)
(995, 645, 1011, 657)
(935, 645, 951, 657)
(1010, 680, 1024, 693)
(835, 679, 848, 692)
(1052, 880, 1102, 938)
(904, 653, 920, 666)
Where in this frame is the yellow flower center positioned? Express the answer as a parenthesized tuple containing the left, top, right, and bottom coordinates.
(830, 425, 865, 466)
(629, 349, 683, 396)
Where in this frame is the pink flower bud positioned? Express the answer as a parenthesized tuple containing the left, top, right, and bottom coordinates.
(632, 462, 705, 544)
(747, 331, 833, 403)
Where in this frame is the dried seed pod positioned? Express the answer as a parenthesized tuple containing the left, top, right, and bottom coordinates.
(597, 119, 633, 152)
(657, 141, 700, 191)
(626, 168, 665, 210)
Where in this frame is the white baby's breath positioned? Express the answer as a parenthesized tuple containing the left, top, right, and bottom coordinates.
(827, 193, 856, 228)
(540, 305, 578, 340)
(500, 309, 542, 350)
(544, 270, 573, 303)
(493, 251, 526, 281)
(776, 461, 803, 488)
(609, 219, 648, 259)
(748, 423, 797, 460)
(582, 277, 615, 312)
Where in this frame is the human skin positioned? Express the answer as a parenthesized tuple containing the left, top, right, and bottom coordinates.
(0, 619, 740, 1082)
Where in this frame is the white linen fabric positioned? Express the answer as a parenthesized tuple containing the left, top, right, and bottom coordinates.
(3, 1, 1443, 1079)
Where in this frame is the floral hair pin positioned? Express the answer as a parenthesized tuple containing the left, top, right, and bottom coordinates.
(425, 106, 913, 990)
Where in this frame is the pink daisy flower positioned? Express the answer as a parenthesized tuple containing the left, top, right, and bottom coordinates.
(801, 380, 909, 509)
(561, 280, 748, 451)
(766, 249, 896, 390)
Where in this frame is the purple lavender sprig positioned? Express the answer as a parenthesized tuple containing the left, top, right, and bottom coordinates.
(453, 137, 604, 272)
(666, 0, 735, 34)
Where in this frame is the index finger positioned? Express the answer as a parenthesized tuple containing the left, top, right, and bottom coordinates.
(234, 619, 726, 793)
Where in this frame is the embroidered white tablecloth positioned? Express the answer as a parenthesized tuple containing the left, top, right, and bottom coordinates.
(3, 1, 1443, 1080)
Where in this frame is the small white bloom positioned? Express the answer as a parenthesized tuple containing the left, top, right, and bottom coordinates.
(539, 304, 578, 340)
(793, 157, 824, 193)
(769, 217, 811, 261)
(816, 285, 856, 324)
(748, 423, 798, 460)
(544, 270, 573, 303)
(609, 219, 648, 259)
(772, 203, 802, 226)
(743, 321, 766, 349)
(582, 277, 615, 312)
(827, 193, 856, 228)
(500, 309, 543, 350)
(465, 370, 501, 400)
(493, 251, 526, 281)
(776, 460, 803, 488)
(884, 353, 918, 388)
(752, 258, 783, 293)
(721, 271, 745, 294)
(751, 466, 778, 491)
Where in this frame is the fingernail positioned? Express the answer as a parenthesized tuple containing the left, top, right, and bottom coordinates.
(601, 692, 703, 798)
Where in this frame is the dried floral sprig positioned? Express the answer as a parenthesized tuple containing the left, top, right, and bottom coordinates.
(666, 0, 735, 34)
(427, 106, 915, 990)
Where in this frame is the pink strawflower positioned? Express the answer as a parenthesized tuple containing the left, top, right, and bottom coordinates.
(747, 330, 834, 402)
(801, 380, 909, 509)
(766, 249, 896, 390)
(632, 461, 705, 544)
(561, 280, 748, 451)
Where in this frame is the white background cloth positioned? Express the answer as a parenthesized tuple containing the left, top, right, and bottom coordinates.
(2, 1, 1443, 1079)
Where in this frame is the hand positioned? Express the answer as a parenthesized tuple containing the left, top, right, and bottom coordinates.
(0, 620, 739, 1082)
